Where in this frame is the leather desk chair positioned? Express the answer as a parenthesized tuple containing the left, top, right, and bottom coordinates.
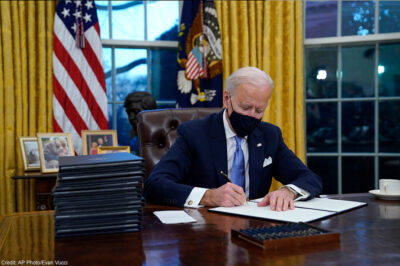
(137, 108, 221, 178)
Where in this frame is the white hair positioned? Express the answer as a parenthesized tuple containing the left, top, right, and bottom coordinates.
(225, 66, 274, 95)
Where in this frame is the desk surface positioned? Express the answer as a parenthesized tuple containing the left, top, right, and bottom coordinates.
(0, 193, 399, 265)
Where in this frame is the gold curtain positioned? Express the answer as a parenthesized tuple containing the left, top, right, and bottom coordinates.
(0, 1, 55, 215)
(215, 0, 305, 191)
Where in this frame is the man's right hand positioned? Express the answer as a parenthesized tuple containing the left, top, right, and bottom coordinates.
(199, 183, 246, 207)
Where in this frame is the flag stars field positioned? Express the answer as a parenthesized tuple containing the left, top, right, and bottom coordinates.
(85, 1, 93, 10)
(83, 13, 92, 23)
(73, 10, 81, 19)
(61, 8, 70, 18)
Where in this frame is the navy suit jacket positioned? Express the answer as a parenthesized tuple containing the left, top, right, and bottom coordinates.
(143, 110, 322, 206)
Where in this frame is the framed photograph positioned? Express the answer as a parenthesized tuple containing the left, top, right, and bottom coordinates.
(97, 146, 130, 154)
(19, 137, 41, 171)
(81, 130, 118, 155)
(37, 133, 75, 173)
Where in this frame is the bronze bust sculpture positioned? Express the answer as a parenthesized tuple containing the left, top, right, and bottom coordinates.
(124, 91, 157, 133)
(124, 91, 157, 154)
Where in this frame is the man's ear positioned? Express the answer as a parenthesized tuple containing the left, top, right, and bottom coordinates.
(222, 90, 230, 109)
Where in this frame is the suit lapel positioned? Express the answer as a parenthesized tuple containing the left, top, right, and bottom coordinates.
(248, 127, 265, 198)
(209, 111, 228, 182)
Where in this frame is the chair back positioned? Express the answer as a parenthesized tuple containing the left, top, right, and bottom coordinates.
(137, 108, 221, 177)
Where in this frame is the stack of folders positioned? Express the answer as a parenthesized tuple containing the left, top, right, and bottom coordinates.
(53, 152, 145, 238)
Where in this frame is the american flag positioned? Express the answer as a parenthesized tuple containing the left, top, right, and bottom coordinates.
(185, 46, 207, 80)
(53, 0, 108, 155)
(177, 0, 222, 107)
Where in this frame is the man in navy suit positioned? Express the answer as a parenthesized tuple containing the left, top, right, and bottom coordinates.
(144, 67, 322, 211)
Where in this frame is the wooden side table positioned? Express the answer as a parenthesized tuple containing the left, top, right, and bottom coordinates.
(12, 172, 57, 210)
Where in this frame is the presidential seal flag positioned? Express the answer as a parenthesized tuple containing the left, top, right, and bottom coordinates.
(177, 0, 223, 107)
(53, 0, 108, 155)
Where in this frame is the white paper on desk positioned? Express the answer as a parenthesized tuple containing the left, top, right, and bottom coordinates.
(251, 197, 366, 213)
(153, 211, 196, 224)
(209, 202, 334, 223)
(293, 198, 366, 212)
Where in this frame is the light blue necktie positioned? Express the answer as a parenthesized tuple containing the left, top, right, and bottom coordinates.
(231, 136, 245, 191)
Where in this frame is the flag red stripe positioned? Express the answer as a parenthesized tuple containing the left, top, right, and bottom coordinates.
(186, 64, 197, 78)
(187, 62, 198, 75)
(187, 59, 196, 70)
(186, 53, 201, 79)
(94, 23, 100, 36)
(53, 55, 99, 130)
(53, 34, 108, 129)
(53, 76, 88, 133)
(187, 64, 200, 79)
(53, 117, 62, 133)
(82, 32, 106, 93)
(187, 58, 201, 72)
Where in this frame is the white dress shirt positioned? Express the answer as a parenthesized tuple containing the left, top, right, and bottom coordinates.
(184, 110, 309, 207)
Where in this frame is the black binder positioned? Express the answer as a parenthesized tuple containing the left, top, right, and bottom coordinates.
(58, 153, 144, 176)
(54, 153, 145, 237)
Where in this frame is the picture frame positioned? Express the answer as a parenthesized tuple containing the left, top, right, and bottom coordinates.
(37, 133, 75, 173)
(81, 130, 118, 155)
(19, 137, 41, 171)
(97, 146, 130, 154)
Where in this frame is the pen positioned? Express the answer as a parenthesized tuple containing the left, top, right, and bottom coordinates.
(220, 170, 230, 182)
(219, 171, 248, 206)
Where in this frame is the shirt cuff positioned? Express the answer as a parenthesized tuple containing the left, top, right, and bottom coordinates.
(184, 187, 208, 208)
(283, 184, 310, 201)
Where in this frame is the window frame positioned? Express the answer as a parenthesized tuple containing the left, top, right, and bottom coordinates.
(303, 0, 400, 194)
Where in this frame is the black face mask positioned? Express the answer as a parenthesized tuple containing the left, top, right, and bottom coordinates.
(228, 97, 261, 138)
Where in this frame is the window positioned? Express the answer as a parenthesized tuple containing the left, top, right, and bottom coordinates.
(304, 0, 400, 194)
(96, 1, 180, 147)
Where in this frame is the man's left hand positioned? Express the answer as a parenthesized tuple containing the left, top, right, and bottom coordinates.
(257, 187, 295, 211)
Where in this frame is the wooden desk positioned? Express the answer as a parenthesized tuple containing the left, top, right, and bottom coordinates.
(12, 172, 57, 210)
(0, 194, 399, 265)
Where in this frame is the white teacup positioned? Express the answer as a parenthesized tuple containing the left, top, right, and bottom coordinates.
(379, 179, 400, 195)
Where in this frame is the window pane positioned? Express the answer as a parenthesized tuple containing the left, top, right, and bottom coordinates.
(150, 49, 177, 102)
(342, 45, 375, 98)
(342, 101, 374, 152)
(107, 103, 113, 129)
(379, 100, 400, 153)
(305, 1, 337, 38)
(379, 1, 400, 33)
(308, 157, 338, 194)
(116, 104, 131, 148)
(379, 43, 400, 97)
(115, 48, 147, 102)
(379, 157, 400, 180)
(342, 1, 375, 36)
(342, 157, 374, 193)
(103, 47, 113, 101)
(307, 102, 338, 152)
(147, 1, 179, 41)
(305, 47, 338, 99)
(112, 1, 144, 40)
(95, 1, 109, 39)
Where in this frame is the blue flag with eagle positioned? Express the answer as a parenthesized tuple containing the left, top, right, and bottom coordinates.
(177, 0, 223, 107)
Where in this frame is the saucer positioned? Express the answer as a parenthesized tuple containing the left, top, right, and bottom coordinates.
(369, 190, 400, 200)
